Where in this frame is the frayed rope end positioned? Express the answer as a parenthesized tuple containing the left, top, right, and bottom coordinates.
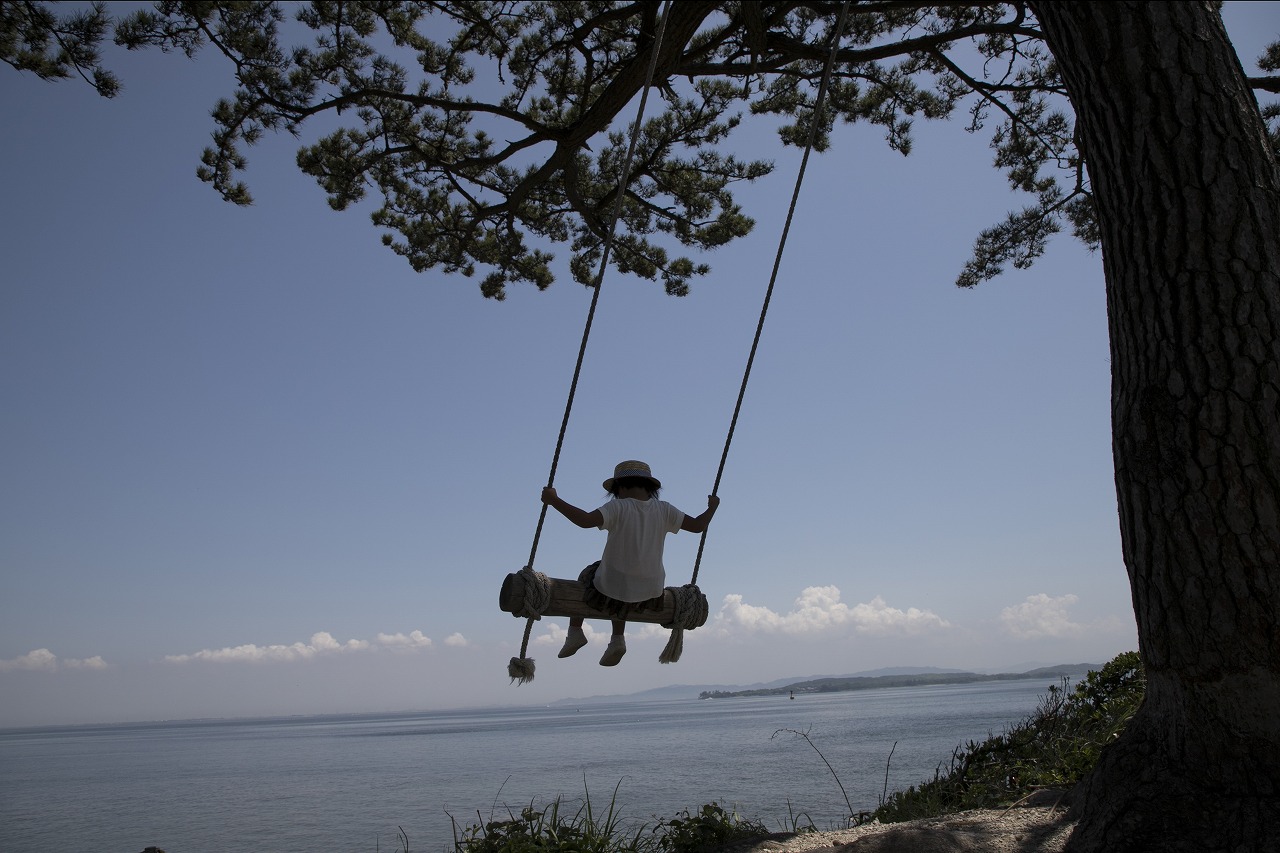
(508, 656, 536, 684)
(658, 628, 684, 664)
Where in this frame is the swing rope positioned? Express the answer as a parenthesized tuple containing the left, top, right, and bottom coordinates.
(689, 0, 852, 589)
(512, 1, 853, 677)
(509, 2, 674, 683)
(661, 1, 853, 664)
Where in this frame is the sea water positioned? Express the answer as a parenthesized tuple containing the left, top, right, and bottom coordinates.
(0, 679, 1058, 853)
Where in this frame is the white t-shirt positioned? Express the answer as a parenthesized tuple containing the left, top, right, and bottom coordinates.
(593, 497, 686, 601)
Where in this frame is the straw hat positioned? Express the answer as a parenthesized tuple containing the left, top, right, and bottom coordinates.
(603, 460, 661, 491)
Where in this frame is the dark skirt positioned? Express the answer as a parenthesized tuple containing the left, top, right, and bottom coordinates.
(578, 562, 666, 618)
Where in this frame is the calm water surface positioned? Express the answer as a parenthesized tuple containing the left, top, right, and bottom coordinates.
(0, 679, 1058, 853)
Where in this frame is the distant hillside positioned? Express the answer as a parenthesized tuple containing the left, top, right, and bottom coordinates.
(697, 664, 1098, 699)
(546, 664, 1098, 706)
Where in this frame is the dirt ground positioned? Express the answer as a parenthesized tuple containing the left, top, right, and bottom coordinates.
(715, 793, 1075, 853)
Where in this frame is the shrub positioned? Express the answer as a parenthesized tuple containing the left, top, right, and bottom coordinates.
(867, 651, 1145, 824)
(651, 802, 770, 853)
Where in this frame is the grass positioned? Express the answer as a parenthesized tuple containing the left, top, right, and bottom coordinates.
(445, 781, 769, 853)
(449, 781, 644, 852)
(441, 652, 1144, 853)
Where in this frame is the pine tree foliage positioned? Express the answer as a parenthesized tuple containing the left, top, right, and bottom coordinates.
(8, 1, 1275, 297)
(0, 0, 120, 96)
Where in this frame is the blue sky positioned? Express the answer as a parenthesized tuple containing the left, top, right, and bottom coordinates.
(2, 3, 1275, 727)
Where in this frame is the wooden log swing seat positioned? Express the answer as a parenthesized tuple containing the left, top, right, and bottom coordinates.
(502, 0, 850, 684)
(503, 566, 709, 681)
(499, 569, 709, 627)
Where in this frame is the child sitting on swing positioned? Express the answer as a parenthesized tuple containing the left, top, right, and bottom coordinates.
(541, 460, 720, 666)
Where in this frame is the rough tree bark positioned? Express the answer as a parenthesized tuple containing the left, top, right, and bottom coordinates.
(1029, 3, 1280, 851)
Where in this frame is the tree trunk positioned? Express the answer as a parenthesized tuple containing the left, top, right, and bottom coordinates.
(1028, 3, 1280, 851)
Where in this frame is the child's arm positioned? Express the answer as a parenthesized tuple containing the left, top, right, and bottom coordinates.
(542, 487, 604, 529)
(680, 494, 720, 533)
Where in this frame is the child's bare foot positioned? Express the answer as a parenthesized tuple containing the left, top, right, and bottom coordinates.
(599, 636, 626, 666)
(558, 627, 588, 658)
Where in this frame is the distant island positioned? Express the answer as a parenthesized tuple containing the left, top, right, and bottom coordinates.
(697, 664, 1097, 699)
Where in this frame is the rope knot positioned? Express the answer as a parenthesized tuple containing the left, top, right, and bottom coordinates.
(659, 583, 708, 664)
(509, 566, 552, 684)
(516, 566, 552, 620)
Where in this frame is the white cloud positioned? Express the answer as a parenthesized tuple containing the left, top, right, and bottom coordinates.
(1000, 593, 1084, 639)
(163, 627, 506, 664)
(161, 628, 500, 664)
(63, 655, 108, 670)
(376, 631, 433, 648)
(714, 586, 950, 637)
(0, 649, 58, 672)
(166, 631, 371, 664)
(0, 649, 109, 672)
